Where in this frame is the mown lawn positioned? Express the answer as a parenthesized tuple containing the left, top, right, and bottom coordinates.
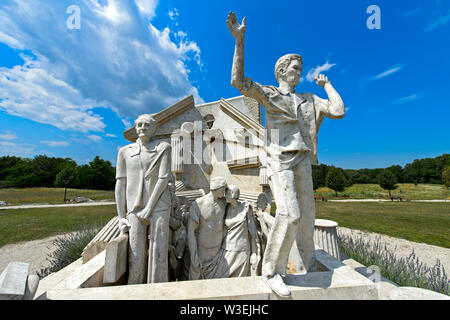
(316, 202, 450, 248)
(0, 187, 115, 205)
(315, 183, 450, 200)
(0, 205, 116, 248)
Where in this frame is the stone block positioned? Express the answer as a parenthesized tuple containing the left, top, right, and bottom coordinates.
(23, 275, 40, 300)
(103, 234, 128, 284)
(0, 262, 29, 300)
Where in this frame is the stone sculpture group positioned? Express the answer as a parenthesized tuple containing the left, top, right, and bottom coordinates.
(113, 11, 345, 298)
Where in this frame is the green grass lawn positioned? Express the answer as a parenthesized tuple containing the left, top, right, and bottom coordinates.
(0, 205, 116, 248)
(0, 187, 115, 205)
(316, 202, 450, 248)
(315, 183, 450, 200)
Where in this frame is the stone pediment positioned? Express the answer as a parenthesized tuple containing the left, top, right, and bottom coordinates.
(123, 95, 203, 142)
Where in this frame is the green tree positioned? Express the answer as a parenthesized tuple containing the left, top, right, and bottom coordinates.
(442, 166, 450, 190)
(88, 156, 115, 190)
(55, 165, 76, 202)
(378, 171, 398, 200)
(326, 167, 346, 197)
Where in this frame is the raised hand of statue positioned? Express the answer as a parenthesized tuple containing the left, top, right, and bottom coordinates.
(315, 74, 331, 88)
(226, 11, 246, 40)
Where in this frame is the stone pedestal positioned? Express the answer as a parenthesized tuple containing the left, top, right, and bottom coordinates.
(314, 219, 341, 261)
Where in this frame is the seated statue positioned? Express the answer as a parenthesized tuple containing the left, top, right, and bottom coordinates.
(213, 185, 261, 278)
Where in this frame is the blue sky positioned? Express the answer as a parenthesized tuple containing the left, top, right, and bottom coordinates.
(0, 0, 449, 169)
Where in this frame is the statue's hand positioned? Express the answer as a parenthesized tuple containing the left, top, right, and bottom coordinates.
(226, 12, 246, 40)
(250, 252, 259, 267)
(315, 74, 331, 88)
(118, 218, 131, 234)
(136, 210, 150, 224)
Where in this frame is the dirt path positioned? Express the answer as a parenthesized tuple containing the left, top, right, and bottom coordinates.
(338, 227, 450, 272)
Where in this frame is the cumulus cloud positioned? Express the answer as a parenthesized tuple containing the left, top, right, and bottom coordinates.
(40, 140, 70, 147)
(0, 0, 203, 133)
(305, 62, 337, 82)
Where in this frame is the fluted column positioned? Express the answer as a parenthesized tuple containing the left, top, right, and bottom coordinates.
(171, 134, 183, 173)
(314, 219, 341, 261)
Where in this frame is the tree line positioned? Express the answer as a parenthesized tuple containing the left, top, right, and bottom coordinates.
(312, 153, 450, 190)
(0, 153, 448, 192)
(0, 155, 115, 191)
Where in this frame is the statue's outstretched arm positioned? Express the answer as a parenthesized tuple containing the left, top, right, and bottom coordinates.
(227, 12, 247, 90)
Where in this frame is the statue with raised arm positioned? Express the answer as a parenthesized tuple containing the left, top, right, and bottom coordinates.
(226, 12, 345, 297)
(115, 114, 172, 284)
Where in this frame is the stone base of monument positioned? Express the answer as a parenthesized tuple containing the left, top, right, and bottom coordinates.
(36, 248, 378, 300)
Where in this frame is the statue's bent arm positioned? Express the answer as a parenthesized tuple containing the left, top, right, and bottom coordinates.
(139, 146, 171, 220)
(314, 83, 346, 120)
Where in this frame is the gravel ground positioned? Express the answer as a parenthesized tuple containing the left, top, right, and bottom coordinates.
(1, 228, 449, 277)
(338, 226, 450, 273)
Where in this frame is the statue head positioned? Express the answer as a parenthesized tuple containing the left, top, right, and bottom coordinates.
(225, 185, 240, 205)
(210, 176, 228, 199)
(274, 54, 303, 86)
(135, 114, 157, 142)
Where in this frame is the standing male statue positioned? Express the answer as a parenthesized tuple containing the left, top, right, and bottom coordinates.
(226, 12, 345, 297)
(115, 114, 172, 284)
(187, 176, 228, 280)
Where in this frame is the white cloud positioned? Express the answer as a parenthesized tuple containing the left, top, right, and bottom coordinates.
(40, 140, 70, 147)
(105, 133, 117, 138)
(404, 7, 421, 17)
(0, 131, 17, 140)
(366, 64, 405, 83)
(168, 8, 179, 20)
(391, 92, 426, 105)
(87, 134, 103, 142)
(305, 62, 337, 82)
(0, 0, 203, 133)
(424, 10, 450, 32)
(0, 140, 35, 157)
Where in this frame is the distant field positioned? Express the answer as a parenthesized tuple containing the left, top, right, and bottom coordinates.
(316, 202, 450, 248)
(315, 183, 450, 200)
(0, 187, 115, 205)
(0, 205, 116, 248)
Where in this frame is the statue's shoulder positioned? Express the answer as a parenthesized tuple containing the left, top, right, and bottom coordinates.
(118, 143, 138, 155)
(264, 85, 280, 95)
(156, 140, 171, 153)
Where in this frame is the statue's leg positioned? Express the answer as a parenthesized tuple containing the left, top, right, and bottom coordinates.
(147, 209, 170, 283)
(127, 213, 148, 284)
(294, 156, 316, 272)
(262, 168, 301, 277)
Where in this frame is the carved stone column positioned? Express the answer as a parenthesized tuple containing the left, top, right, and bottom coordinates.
(171, 134, 183, 174)
(314, 219, 341, 261)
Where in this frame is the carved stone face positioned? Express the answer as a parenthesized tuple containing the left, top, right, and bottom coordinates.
(135, 117, 156, 140)
(211, 186, 227, 199)
(282, 59, 302, 87)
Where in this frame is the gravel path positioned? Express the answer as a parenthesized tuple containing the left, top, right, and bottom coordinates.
(1, 228, 449, 277)
(0, 235, 61, 275)
(338, 227, 450, 272)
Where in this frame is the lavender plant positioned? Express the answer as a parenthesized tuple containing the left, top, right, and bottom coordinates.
(37, 222, 101, 279)
(338, 232, 449, 295)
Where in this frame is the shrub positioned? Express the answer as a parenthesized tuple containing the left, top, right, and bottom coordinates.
(338, 231, 449, 295)
(37, 222, 101, 279)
